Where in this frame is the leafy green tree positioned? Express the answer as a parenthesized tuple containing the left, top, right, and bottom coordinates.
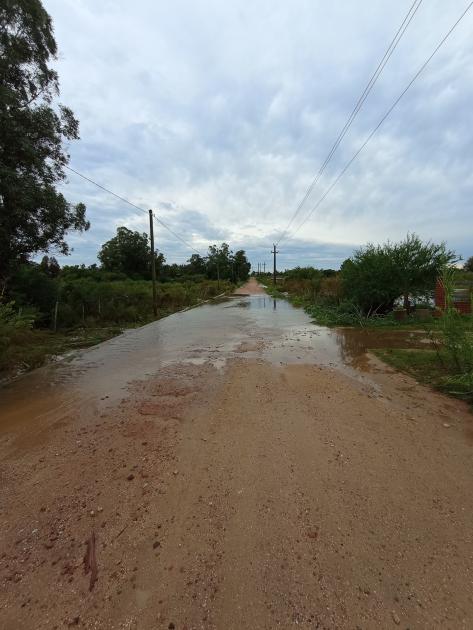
(464, 256, 473, 273)
(341, 245, 397, 314)
(392, 234, 456, 310)
(39, 255, 60, 277)
(232, 250, 251, 281)
(98, 227, 164, 279)
(0, 0, 89, 288)
(186, 254, 206, 276)
(207, 243, 232, 281)
(341, 234, 456, 314)
(9, 262, 58, 323)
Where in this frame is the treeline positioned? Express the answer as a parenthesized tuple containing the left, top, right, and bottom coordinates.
(2, 228, 251, 331)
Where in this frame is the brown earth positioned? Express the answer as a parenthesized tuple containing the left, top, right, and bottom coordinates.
(1, 280, 473, 629)
(233, 277, 267, 294)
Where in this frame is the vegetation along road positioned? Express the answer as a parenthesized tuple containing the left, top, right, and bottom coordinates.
(1, 278, 472, 629)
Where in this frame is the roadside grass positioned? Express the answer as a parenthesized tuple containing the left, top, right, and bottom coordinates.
(265, 283, 473, 332)
(266, 281, 473, 406)
(0, 326, 123, 378)
(374, 348, 473, 405)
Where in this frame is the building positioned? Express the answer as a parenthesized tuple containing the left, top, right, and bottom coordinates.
(435, 279, 472, 314)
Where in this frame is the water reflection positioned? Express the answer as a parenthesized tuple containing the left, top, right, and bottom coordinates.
(226, 296, 278, 310)
(333, 328, 432, 369)
(0, 294, 432, 439)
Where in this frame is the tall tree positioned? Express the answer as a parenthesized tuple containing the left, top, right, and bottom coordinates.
(186, 253, 206, 276)
(0, 0, 89, 288)
(232, 250, 251, 281)
(206, 243, 232, 281)
(98, 227, 164, 279)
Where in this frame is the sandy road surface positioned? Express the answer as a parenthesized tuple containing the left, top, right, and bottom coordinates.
(1, 280, 472, 629)
(233, 277, 267, 294)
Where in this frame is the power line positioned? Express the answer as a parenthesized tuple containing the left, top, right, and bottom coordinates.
(276, 0, 423, 246)
(64, 164, 203, 256)
(287, 1, 473, 241)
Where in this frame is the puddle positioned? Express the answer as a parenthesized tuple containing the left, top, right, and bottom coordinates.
(0, 294, 431, 440)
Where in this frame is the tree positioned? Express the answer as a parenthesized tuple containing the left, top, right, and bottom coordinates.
(341, 234, 457, 314)
(392, 234, 456, 310)
(39, 255, 60, 277)
(0, 0, 89, 289)
(206, 243, 232, 281)
(464, 256, 473, 273)
(10, 262, 58, 323)
(186, 254, 206, 276)
(98, 227, 164, 279)
(232, 250, 251, 281)
(341, 245, 399, 314)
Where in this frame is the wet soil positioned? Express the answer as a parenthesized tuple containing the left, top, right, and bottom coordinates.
(1, 280, 472, 629)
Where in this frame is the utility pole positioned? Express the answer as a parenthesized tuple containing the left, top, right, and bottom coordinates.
(149, 209, 157, 317)
(263, 262, 266, 274)
(272, 244, 279, 286)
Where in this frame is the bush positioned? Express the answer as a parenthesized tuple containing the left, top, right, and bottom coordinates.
(0, 301, 35, 370)
(432, 268, 473, 399)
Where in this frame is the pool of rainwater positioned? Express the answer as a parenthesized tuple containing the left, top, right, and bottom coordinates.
(0, 294, 431, 436)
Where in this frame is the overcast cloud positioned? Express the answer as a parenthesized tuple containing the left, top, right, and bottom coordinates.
(43, 0, 473, 270)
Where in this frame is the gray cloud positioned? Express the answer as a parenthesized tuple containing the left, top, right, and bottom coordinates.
(45, 0, 473, 270)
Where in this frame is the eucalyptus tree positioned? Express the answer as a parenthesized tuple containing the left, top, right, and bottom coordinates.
(0, 0, 88, 290)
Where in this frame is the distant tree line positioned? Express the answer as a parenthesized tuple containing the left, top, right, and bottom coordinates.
(95, 227, 251, 283)
(3, 227, 251, 329)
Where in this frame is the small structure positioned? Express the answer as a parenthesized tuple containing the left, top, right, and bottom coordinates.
(435, 279, 472, 314)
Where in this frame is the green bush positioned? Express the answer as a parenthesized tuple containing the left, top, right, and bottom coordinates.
(0, 301, 35, 369)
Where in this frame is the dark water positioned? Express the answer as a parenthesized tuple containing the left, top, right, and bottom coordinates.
(0, 295, 430, 441)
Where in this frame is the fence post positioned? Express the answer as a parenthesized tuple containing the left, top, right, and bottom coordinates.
(53, 300, 59, 332)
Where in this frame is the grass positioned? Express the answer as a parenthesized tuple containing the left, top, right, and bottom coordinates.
(374, 348, 447, 386)
(265, 279, 473, 406)
(0, 326, 123, 380)
(374, 348, 473, 405)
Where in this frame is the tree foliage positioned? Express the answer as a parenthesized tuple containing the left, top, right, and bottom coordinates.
(233, 249, 251, 281)
(341, 234, 456, 314)
(98, 227, 164, 279)
(205, 243, 251, 282)
(0, 0, 88, 285)
(464, 256, 473, 273)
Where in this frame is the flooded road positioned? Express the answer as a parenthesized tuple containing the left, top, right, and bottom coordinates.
(1, 279, 472, 630)
(0, 292, 429, 441)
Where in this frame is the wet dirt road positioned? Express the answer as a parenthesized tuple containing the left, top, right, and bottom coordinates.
(1, 279, 473, 629)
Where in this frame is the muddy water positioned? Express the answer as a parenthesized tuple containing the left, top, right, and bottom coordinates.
(0, 295, 429, 442)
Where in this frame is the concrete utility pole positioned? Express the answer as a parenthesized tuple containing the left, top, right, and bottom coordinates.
(263, 262, 266, 274)
(272, 244, 279, 286)
(149, 209, 158, 317)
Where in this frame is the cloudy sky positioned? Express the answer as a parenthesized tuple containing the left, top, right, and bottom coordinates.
(43, 0, 473, 270)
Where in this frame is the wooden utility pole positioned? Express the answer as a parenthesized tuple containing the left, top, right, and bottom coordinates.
(263, 262, 266, 274)
(149, 209, 157, 317)
(272, 244, 279, 286)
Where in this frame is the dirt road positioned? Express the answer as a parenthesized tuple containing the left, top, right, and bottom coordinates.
(1, 280, 472, 629)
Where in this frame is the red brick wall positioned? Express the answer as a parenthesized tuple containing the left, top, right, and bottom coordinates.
(435, 280, 471, 314)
